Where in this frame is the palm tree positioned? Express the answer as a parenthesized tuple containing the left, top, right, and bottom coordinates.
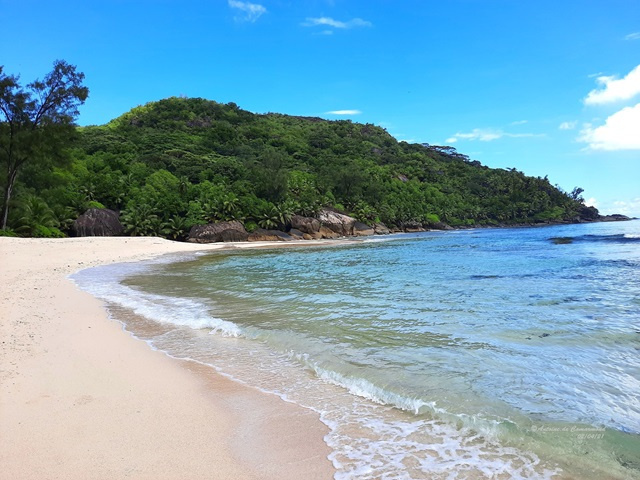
(163, 216, 189, 240)
(121, 204, 158, 236)
(13, 195, 59, 236)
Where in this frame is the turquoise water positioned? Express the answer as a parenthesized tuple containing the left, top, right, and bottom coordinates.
(73, 221, 640, 479)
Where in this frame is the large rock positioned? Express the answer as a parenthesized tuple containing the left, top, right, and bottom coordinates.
(353, 221, 375, 236)
(318, 209, 356, 236)
(431, 221, 454, 230)
(318, 226, 340, 239)
(188, 221, 249, 243)
(402, 221, 425, 233)
(248, 229, 292, 242)
(287, 228, 305, 240)
(73, 208, 124, 237)
(373, 222, 390, 235)
(290, 215, 321, 234)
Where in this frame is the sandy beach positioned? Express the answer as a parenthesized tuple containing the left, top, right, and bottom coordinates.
(0, 236, 337, 480)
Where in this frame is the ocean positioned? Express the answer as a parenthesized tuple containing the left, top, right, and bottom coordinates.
(72, 220, 640, 479)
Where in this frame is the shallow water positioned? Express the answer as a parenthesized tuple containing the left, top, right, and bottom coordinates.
(72, 220, 640, 479)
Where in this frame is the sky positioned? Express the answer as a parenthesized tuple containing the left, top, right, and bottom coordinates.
(1, 0, 639, 215)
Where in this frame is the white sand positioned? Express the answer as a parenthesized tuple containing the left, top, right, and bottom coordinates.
(0, 237, 336, 479)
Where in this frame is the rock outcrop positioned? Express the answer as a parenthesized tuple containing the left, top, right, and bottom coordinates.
(290, 215, 321, 235)
(73, 208, 124, 237)
(318, 226, 340, 239)
(188, 221, 249, 243)
(248, 229, 293, 242)
(318, 209, 356, 237)
(599, 214, 632, 222)
(373, 222, 390, 235)
(353, 221, 375, 236)
(287, 228, 305, 240)
(430, 222, 454, 230)
(402, 221, 425, 233)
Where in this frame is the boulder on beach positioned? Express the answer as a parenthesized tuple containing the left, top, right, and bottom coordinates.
(353, 221, 375, 236)
(188, 221, 249, 243)
(248, 229, 293, 242)
(373, 222, 390, 235)
(287, 228, 305, 240)
(73, 208, 124, 237)
(402, 221, 425, 233)
(290, 215, 321, 234)
(318, 209, 356, 237)
(430, 222, 454, 230)
(318, 226, 340, 239)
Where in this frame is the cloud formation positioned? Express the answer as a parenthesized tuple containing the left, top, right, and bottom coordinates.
(446, 128, 541, 143)
(625, 32, 640, 40)
(228, 0, 266, 23)
(559, 121, 577, 130)
(579, 102, 640, 150)
(584, 65, 640, 105)
(584, 197, 599, 209)
(303, 17, 372, 29)
(611, 198, 640, 216)
(325, 109, 362, 115)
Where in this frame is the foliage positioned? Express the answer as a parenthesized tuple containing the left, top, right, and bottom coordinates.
(0, 228, 17, 237)
(11, 194, 63, 237)
(3, 96, 595, 239)
(0, 61, 88, 229)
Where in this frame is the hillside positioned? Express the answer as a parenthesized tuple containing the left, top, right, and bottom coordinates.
(5, 97, 598, 238)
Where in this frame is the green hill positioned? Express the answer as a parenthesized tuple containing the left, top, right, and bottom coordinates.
(6, 96, 597, 238)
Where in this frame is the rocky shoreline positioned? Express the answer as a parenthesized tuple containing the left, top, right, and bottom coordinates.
(71, 207, 635, 243)
(185, 209, 635, 244)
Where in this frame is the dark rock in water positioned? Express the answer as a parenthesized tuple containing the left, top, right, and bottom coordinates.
(188, 221, 248, 243)
(353, 221, 375, 236)
(248, 229, 292, 242)
(539, 333, 550, 338)
(287, 228, 305, 239)
(291, 215, 321, 234)
(550, 237, 574, 244)
(373, 222, 390, 235)
(318, 209, 357, 236)
(73, 208, 124, 237)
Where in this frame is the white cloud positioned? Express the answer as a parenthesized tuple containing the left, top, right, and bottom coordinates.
(325, 109, 362, 115)
(584, 64, 640, 105)
(611, 198, 640, 216)
(511, 120, 528, 125)
(584, 197, 599, 208)
(446, 128, 542, 143)
(559, 121, 577, 130)
(228, 0, 266, 23)
(625, 32, 640, 40)
(579, 102, 640, 150)
(303, 17, 372, 29)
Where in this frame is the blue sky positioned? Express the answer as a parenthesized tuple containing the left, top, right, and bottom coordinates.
(2, 0, 639, 215)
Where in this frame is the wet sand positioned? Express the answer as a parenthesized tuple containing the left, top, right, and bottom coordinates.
(0, 236, 338, 480)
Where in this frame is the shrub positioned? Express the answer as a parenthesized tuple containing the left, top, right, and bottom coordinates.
(32, 225, 66, 238)
(0, 229, 18, 237)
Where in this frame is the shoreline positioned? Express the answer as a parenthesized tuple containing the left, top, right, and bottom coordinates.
(0, 236, 341, 480)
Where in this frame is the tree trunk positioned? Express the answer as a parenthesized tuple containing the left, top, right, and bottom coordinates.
(1, 167, 17, 230)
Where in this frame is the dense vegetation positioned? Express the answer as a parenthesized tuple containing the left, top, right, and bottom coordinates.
(1, 96, 597, 239)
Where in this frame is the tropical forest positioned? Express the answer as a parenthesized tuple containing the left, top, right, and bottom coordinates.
(1, 63, 599, 240)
